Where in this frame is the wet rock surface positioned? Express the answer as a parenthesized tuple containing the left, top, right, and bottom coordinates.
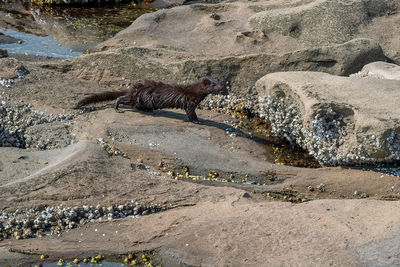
(0, 33, 19, 45)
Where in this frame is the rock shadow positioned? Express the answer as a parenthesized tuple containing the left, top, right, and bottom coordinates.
(123, 108, 270, 146)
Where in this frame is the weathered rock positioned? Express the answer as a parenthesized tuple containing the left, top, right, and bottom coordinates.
(30, 0, 127, 5)
(354, 61, 400, 80)
(357, 12, 400, 65)
(256, 71, 400, 166)
(24, 122, 74, 150)
(0, 99, 75, 149)
(249, 0, 400, 47)
(86, 0, 400, 97)
(0, 58, 29, 80)
(99, 0, 400, 56)
(71, 38, 385, 97)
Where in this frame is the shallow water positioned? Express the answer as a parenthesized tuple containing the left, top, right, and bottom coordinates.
(0, 1, 154, 58)
(0, 27, 83, 58)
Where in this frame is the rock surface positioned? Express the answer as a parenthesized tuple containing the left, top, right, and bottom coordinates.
(249, 0, 400, 48)
(99, 0, 400, 56)
(1, 0, 400, 265)
(70, 38, 385, 97)
(1, 57, 400, 266)
(6, 198, 400, 266)
(65, 0, 400, 96)
(0, 57, 28, 80)
(357, 11, 400, 64)
(256, 71, 400, 166)
(355, 61, 400, 80)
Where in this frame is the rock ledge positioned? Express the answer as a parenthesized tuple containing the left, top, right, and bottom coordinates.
(256, 71, 400, 166)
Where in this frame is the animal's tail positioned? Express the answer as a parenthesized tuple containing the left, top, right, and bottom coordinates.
(75, 90, 127, 108)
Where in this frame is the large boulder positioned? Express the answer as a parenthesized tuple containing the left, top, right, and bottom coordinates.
(256, 70, 400, 166)
(70, 38, 385, 97)
(357, 12, 400, 64)
(99, 0, 400, 57)
(74, 0, 400, 95)
(249, 0, 400, 47)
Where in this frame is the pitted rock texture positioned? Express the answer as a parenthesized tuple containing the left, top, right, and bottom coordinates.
(99, 0, 400, 57)
(249, 0, 400, 47)
(256, 71, 400, 166)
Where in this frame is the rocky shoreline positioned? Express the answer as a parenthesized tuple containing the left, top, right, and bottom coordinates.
(1, 0, 400, 266)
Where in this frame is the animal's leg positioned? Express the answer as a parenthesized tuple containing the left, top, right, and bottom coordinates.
(186, 106, 200, 123)
(115, 95, 133, 113)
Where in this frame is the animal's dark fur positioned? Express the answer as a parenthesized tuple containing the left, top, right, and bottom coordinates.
(76, 91, 126, 108)
(75, 77, 224, 122)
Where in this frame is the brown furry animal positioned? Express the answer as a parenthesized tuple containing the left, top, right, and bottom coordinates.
(75, 77, 224, 122)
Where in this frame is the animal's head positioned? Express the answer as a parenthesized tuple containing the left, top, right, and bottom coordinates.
(199, 77, 225, 95)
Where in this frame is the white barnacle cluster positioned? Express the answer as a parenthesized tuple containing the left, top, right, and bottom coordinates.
(0, 202, 165, 240)
(306, 108, 350, 165)
(201, 85, 258, 111)
(0, 78, 14, 88)
(258, 94, 349, 166)
(0, 66, 30, 88)
(0, 99, 75, 149)
(258, 93, 400, 166)
(258, 94, 303, 146)
(385, 131, 400, 161)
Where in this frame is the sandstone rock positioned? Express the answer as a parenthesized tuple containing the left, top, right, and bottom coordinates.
(249, 0, 400, 47)
(0, 58, 28, 80)
(99, 0, 400, 59)
(71, 38, 385, 97)
(256, 71, 400, 166)
(354, 61, 400, 81)
(356, 12, 400, 65)
(84, 0, 399, 97)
